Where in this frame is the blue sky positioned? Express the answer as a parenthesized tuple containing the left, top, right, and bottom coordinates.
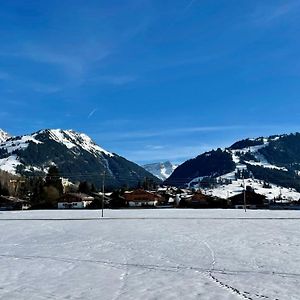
(1, 0, 300, 164)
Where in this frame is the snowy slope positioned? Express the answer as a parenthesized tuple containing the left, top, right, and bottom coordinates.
(0, 129, 112, 174)
(142, 161, 178, 180)
(229, 138, 287, 171)
(170, 134, 300, 200)
(0, 129, 160, 187)
(46, 129, 114, 157)
(0, 129, 10, 142)
(0, 209, 300, 300)
(203, 177, 300, 201)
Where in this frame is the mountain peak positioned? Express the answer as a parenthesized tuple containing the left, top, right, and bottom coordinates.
(0, 128, 160, 187)
(143, 161, 178, 181)
(38, 128, 114, 157)
(0, 129, 11, 143)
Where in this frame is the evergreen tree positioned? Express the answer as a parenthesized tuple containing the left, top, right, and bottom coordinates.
(42, 166, 63, 206)
(45, 166, 63, 195)
(78, 181, 91, 194)
(0, 182, 9, 196)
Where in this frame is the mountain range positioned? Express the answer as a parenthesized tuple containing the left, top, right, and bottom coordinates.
(166, 133, 300, 201)
(2, 128, 300, 200)
(142, 161, 178, 180)
(0, 129, 160, 189)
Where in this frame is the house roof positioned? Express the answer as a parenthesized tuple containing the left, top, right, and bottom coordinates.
(124, 189, 162, 202)
(58, 193, 94, 203)
(229, 190, 265, 205)
(0, 195, 29, 203)
(191, 192, 211, 202)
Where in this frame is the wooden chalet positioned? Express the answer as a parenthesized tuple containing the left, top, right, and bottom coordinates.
(229, 190, 266, 209)
(57, 193, 94, 209)
(124, 189, 162, 207)
(0, 195, 30, 210)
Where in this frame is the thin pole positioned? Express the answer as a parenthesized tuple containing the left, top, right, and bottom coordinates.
(101, 171, 105, 218)
(243, 176, 247, 212)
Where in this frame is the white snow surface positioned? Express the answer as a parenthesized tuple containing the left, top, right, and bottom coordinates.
(0, 155, 22, 174)
(0, 135, 42, 153)
(46, 129, 114, 157)
(204, 177, 300, 201)
(0, 209, 299, 300)
(0, 134, 42, 154)
(0, 129, 10, 142)
(0, 129, 114, 174)
(143, 161, 178, 180)
(190, 138, 296, 199)
(230, 141, 285, 171)
(0, 133, 43, 173)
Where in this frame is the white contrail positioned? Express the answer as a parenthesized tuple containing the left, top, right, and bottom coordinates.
(184, 0, 197, 11)
(88, 108, 97, 119)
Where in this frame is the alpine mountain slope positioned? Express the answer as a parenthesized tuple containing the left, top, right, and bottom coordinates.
(166, 133, 300, 200)
(0, 129, 161, 188)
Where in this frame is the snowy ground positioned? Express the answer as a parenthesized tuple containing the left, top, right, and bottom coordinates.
(204, 178, 300, 201)
(0, 209, 300, 300)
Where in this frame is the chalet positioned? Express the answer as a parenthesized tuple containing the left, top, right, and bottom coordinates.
(229, 190, 266, 209)
(156, 187, 177, 206)
(57, 193, 94, 209)
(190, 191, 210, 207)
(124, 189, 162, 207)
(0, 196, 31, 210)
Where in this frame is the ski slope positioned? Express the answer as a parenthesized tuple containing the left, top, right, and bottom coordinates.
(0, 209, 299, 300)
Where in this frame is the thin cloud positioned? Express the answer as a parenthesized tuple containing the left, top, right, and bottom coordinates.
(90, 124, 300, 144)
(89, 125, 245, 143)
(145, 145, 165, 150)
(116, 125, 244, 140)
(251, 1, 300, 26)
(89, 75, 137, 86)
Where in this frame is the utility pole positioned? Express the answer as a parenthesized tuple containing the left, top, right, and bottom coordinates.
(243, 176, 247, 212)
(101, 171, 105, 218)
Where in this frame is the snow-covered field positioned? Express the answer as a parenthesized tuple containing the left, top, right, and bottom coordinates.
(0, 209, 300, 300)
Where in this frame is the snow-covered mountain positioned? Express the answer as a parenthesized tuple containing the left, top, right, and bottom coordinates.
(142, 161, 178, 180)
(0, 129, 10, 142)
(0, 129, 161, 188)
(166, 133, 300, 200)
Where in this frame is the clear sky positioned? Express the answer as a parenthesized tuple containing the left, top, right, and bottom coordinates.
(1, 0, 300, 164)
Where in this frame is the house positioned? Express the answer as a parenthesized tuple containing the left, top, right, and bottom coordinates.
(179, 190, 227, 208)
(190, 191, 211, 207)
(88, 192, 114, 208)
(0, 195, 31, 210)
(124, 189, 162, 207)
(156, 187, 178, 207)
(57, 193, 94, 209)
(229, 190, 266, 209)
(94, 192, 113, 206)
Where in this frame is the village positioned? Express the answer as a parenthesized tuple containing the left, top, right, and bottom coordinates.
(1, 183, 300, 211)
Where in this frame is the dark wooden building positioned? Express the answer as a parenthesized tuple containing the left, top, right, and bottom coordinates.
(229, 190, 266, 209)
(0, 196, 30, 210)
